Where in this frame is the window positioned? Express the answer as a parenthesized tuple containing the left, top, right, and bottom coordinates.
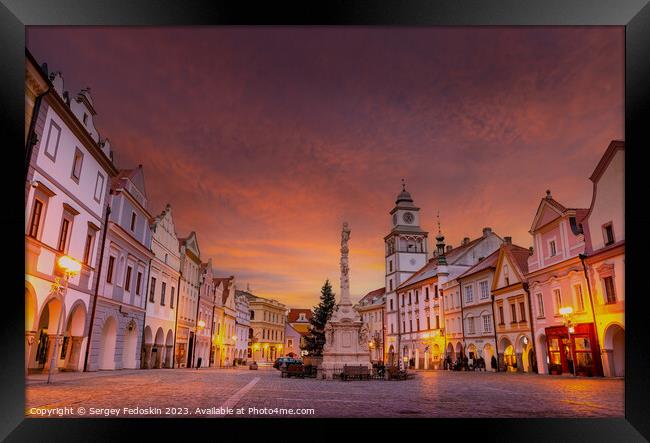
(28, 199, 44, 238)
(434, 285, 438, 298)
(94, 172, 105, 203)
(549, 240, 557, 256)
(389, 260, 393, 272)
(288, 339, 293, 347)
(161, 282, 167, 305)
(389, 280, 393, 292)
(408, 293, 412, 305)
(401, 294, 404, 306)
(106, 256, 115, 283)
(250, 310, 255, 320)
(416, 318, 420, 331)
(466, 317, 475, 334)
(57, 217, 72, 252)
(415, 291, 419, 304)
(574, 284, 585, 311)
(425, 287, 429, 300)
(391, 323, 394, 334)
(479, 281, 489, 299)
(519, 302, 526, 322)
(427, 317, 431, 330)
(553, 289, 562, 314)
(390, 299, 394, 311)
(603, 224, 615, 246)
(149, 277, 157, 302)
(435, 315, 440, 329)
(82, 225, 99, 265)
(464, 286, 473, 304)
(409, 320, 413, 332)
(536, 293, 545, 318)
(44, 120, 61, 161)
(483, 315, 492, 333)
(402, 321, 406, 332)
(604, 276, 616, 304)
(170, 287, 175, 308)
(130, 212, 137, 232)
(136, 271, 142, 295)
(124, 266, 133, 292)
(510, 304, 517, 323)
(71, 148, 83, 182)
(498, 306, 505, 325)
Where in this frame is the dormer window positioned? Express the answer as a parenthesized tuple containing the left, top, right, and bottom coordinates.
(603, 223, 615, 246)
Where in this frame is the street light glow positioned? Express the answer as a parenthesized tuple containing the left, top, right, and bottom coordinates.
(197, 320, 206, 330)
(58, 255, 82, 274)
(559, 306, 573, 316)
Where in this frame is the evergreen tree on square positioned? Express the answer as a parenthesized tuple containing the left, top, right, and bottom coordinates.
(302, 279, 336, 356)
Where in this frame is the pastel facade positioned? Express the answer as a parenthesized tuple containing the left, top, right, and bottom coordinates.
(142, 204, 180, 369)
(175, 232, 201, 367)
(243, 290, 287, 363)
(284, 323, 303, 358)
(491, 240, 536, 373)
(582, 141, 625, 377)
(195, 259, 216, 368)
(399, 228, 503, 369)
(25, 55, 118, 374)
(355, 288, 386, 363)
(526, 192, 600, 376)
(235, 292, 250, 363)
(86, 166, 154, 371)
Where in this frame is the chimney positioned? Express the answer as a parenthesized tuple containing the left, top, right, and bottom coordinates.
(504, 236, 512, 245)
(482, 227, 492, 237)
(446, 245, 452, 252)
(463, 237, 470, 245)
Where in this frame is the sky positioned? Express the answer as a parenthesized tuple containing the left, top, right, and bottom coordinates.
(27, 27, 624, 309)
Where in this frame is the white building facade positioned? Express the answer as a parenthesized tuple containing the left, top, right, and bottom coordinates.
(235, 292, 251, 364)
(26, 55, 118, 374)
(175, 232, 201, 368)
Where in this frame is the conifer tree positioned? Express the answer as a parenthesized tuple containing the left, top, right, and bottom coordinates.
(302, 279, 336, 356)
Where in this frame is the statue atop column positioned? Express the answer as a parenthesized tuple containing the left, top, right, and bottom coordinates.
(340, 222, 351, 305)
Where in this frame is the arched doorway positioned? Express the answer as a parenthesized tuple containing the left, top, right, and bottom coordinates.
(467, 344, 477, 360)
(500, 337, 515, 372)
(604, 324, 625, 377)
(153, 327, 165, 368)
(165, 329, 174, 368)
(32, 298, 64, 372)
(455, 342, 463, 360)
(517, 335, 532, 372)
(63, 302, 86, 371)
(446, 342, 455, 362)
(122, 320, 138, 369)
(99, 316, 117, 370)
(388, 345, 395, 366)
(431, 344, 441, 369)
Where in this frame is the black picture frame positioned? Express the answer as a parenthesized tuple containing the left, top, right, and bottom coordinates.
(2, 1, 648, 441)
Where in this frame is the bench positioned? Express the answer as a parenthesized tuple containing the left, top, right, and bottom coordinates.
(281, 364, 305, 378)
(386, 366, 412, 380)
(341, 365, 371, 381)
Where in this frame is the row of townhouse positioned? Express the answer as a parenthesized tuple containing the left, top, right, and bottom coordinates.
(355, 140, 625, 377)
(24, 51, 253, 373)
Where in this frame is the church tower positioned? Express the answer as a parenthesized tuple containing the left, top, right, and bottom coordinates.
(384, 180, 429, 293)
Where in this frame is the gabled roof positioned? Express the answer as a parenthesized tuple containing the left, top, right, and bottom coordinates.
(357, 287, 385, 306)
(287, 309, 313, 323)
(590, 140, 624, 184)
(492, 242, 532, 290)
(397, 234, 489, 290)
(457, 249, 499, 280)
(215, 276, 235, 304)
(529, 191, 588, 234)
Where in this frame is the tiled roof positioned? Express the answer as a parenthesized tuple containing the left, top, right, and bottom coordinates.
(287, 309, 313, 323)
(507, 244, 531, 276)
(357, 287, 385, 306)
(457, 249, 499, 280)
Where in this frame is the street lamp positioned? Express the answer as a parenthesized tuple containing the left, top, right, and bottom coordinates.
(47, 255, 82, 384)
(559, 306, 577, 376)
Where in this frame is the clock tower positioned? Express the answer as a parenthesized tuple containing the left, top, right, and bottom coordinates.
(384, 181, 429, 295)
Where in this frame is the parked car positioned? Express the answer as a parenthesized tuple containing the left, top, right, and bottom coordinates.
(273, 357, 303, 370)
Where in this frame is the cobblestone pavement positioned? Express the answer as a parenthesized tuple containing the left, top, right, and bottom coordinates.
(25, 368, 624, 418)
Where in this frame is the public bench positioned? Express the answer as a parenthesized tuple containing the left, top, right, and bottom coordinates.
(386, 366, 414, 380)
(341, 365, 371, 381)
(281, 364, 305, 378)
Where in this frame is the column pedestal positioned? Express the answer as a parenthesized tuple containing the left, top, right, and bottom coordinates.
(65, 336, 84, 371)
(144, 344, 153, 369)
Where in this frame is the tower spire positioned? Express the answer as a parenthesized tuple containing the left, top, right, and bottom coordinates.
(435, 211, 447, 265)
(401, 178, 406, 191)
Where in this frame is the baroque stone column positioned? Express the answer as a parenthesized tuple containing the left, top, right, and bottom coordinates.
(165, 345, 173, 368)
(601, 348, 614, 377)
(25, 331, 36, 372)
(43, 334, 60, 371)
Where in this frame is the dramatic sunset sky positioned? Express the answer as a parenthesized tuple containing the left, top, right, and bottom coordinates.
(27, 27, 624, 309)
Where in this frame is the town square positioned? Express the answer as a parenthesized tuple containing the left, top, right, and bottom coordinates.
(23, 26, 624, 419)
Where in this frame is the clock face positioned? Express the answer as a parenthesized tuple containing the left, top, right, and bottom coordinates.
(403, 212, 414, 224)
